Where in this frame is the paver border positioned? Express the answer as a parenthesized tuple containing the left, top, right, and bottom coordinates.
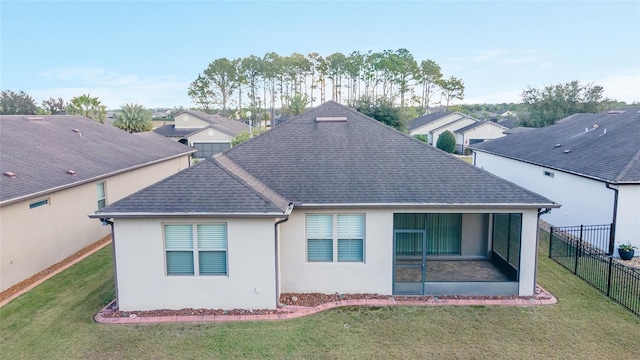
(95, 286, 557, 324)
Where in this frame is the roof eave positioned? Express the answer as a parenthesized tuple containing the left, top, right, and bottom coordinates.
(294, 202, 560, 209)
(0, 150, 196, 207)
(89, 211, 290, 219)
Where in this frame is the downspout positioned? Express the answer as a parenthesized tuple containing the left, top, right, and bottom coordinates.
(101, 218, 118, 307)
(534, 208, 551, 295)
(605, 183, 619, 255)
(274, 203, 294, 306)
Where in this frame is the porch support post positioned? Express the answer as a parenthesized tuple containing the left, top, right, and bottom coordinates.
(518, 210, 539, 296)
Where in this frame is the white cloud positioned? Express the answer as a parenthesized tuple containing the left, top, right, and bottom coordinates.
(32, 67, 191, 109)
(471, 50, 507, 63)
(595, 69, 640, 103)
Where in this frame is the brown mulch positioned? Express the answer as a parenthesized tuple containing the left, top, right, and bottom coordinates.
(101, 290, 551, 319)
(0, 235, 112, 303)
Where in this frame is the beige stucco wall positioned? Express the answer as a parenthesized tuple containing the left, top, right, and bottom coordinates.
(457, 123, 506, 146)
(616, 185, 640, 251)
(0, 155, 191, 292)
(409, 113, 465, 138)
(431, 118, 476, 146)
(279, 208, 539, 296)
(187, 128, 235, 143)
(174, 113, 210, 129)
(113, 217, 277, 311)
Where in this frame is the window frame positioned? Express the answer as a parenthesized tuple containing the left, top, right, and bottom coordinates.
(306, 214, 365, 263)
(163, 223, 228, 277)
(96, 182, 106, 209)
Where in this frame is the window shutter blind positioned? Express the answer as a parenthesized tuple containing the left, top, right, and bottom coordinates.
(164, 225, 193, 249)
(197, 224, 227, 249)
(199, 252, 227, 275)
(308, 239, 333, 261)
(307, 215, 333, 238)
(166, 251, 194, 275)
(337, 215, 364, 238)
(338, 239, 363, 261)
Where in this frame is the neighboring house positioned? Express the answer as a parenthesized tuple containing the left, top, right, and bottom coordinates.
(470, 110, 499, 121)
(92, 101, 557, 311)
(409, 112, 506, 151)
(472, 108, 640, 254)
(454, 121, 509, 153)
(0, 115, 195, 292)
(154, 110, 249, 158)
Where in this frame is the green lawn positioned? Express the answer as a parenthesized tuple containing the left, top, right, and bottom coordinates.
(1, 233, 638, 359)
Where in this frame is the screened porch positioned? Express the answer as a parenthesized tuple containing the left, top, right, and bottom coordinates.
(393, 213, 523, 296)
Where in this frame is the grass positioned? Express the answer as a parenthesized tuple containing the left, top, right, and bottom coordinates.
(1, 232, 638, 359)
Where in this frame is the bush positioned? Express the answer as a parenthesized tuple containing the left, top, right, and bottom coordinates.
(436, 130, 456, 153)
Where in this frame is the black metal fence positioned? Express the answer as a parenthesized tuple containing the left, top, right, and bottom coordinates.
(549, 225, 639, 317)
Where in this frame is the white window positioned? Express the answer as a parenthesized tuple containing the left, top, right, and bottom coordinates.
(306, 214, 365, 262)
(164, 223, 228, 276)
(97, 182, 106, 209)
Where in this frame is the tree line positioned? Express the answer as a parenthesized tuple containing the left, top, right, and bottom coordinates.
(188, 49, 465, 122)
(0, 90, 152, 133)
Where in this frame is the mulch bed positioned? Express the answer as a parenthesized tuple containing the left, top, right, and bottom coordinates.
(0, 235, 112, 303)
(101, 290, 550, 318)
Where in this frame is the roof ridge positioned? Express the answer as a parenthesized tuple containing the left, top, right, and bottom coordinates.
(213, 154, 290, 211)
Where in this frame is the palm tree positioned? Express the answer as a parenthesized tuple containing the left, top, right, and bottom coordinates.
(66, 94, 106, 123)
(113, 103, 152, 133)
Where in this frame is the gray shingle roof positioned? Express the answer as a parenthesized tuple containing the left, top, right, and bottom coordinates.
(93, 158, 287, 216)
(225, 101, 555, 206)
(174, 110, 249, 136)
(408, 111, 456, 131)
(95, 101, 557, 217)
(472, 109, 640, 183)
(0, 115, 195, 204)
(153, 124, 201, 137)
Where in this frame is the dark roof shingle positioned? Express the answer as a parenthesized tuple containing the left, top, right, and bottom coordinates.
(472, 109, 640, 183)
(0, 115, 195, 204)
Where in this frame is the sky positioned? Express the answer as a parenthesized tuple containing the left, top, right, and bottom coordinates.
(1, 0, 639, 109)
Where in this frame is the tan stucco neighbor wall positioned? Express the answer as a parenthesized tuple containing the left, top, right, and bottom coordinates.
(0, 155, 190, 291)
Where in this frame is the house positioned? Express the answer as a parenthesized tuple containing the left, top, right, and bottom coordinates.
(409, 112, 507, 152)
(0, 115, 195, 292)
(454, 121, 509, 154)
(472, 108, 640, 254)
(92, 101, 558, 311)
(153, 110, 249, 158)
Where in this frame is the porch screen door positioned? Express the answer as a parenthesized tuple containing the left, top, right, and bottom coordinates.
(393, 230, 425, 295)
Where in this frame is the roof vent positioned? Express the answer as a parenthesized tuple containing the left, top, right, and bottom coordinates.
(564, 149, 572, 154)
(26, 116, 44, 121)
(72, 129, 80, 133)
(607, 110, 625, 115)
(315, 117, 347, 123)
(67, 170, 77, 176)
(3, 171, 16, 178)
(554, 144, 562, 148)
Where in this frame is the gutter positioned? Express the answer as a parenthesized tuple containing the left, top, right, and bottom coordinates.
(274, 203, 294, 307)
(88, 211, 289, 219)
(605, 183, 619, 255)
(295, 202, 560, 209)
(100, 218, 119, 308)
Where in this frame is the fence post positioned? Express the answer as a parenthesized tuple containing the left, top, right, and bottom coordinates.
(549, 226, 554, 258)
(606, 256, 613, 297)
(574, 225, 583, 274)
(608, 222, 615, 255)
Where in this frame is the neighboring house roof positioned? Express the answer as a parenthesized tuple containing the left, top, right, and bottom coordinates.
(497, 118, 518, 129)
(408, 111, 457, 131)
(472, 109, 640, 184)
(502, 127, 533, 135)
(0, 115, 195, 205)
(456, 120, 509, 134)
(95, 101, 556, 218)
(153, 124, 202, 138)
(173, 110, 249, 136)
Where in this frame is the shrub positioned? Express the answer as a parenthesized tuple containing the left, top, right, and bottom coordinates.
(436, 130, 456, 153)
